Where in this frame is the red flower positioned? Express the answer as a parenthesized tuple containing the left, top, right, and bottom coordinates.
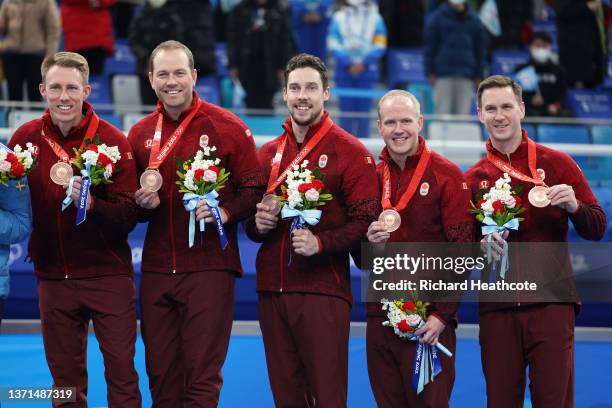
(194, 168, 205, 181)
(298, 183, 312, 193)
(208, 165, 219, 174)
(513, 196, 522, 207)
(97, 153, 112, 168)
(401, 301, 416, 312)
(85, 144, 98, 152)
(398, 320, 412, 333)
(311, 179, 325, 191)
(492, 200, 505, 215)
(477, 199, 486, 209)
(5, 153, 17, 164)
(10, 162, 25, 177)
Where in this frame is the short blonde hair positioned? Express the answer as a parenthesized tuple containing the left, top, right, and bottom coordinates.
(41, 52, 89, 84)
(148, 40, 195, 72)
(377, 89, 421, 119)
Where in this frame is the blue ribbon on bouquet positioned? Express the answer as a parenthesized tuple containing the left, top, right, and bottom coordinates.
(61, 165, 92, 226)
(183, 191, 228, 249)
(281, 205, 321, 265)
(409, 321, 451, 394)
(482, 217, 519, 280)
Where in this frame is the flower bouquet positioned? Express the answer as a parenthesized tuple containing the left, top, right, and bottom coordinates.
(381, 296, 452, 394)
(469, 172, 525, 279)
(175, 144, 230, 248)
(0, 142, 38, 186)
(274, 160, 332, 263)
(63, 135, 122, 225)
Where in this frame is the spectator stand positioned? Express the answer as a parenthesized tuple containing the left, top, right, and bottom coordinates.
(490, 50, 530, 76)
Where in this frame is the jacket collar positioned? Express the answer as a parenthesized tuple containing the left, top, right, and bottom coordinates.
(156, 91, 202, 122)
(282, 111, 331, 146)
(379, 135, 426, 173)
(41, 101, 95, 142)
(485, 129, 530, 161)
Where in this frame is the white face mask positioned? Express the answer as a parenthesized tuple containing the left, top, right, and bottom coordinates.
(531, 47, 551, 63)
(346, 0, 365, 7)
(148, 0, 167, 8)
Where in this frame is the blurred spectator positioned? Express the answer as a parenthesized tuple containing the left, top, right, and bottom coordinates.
(128, 0, 183, 107)
(61, 0, 116, 75)
(556, 0, 607, 89)
(379, 0, 425, 47)
(0, 0, 60, 102)
(425, 0, 486, 115)
(171, 0, 217, 77)
(514, 32, 569, 117)
(228, 0, 295, 110)
(327, 0, 387, 138)
(112, 1, 136, 39)
(478, 0, 533, 50)
(290, 0, 332, 60)
(215, 0, 242, 41)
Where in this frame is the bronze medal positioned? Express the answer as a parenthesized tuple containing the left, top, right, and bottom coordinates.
(261, 194, 281, 215)
(140, 169, 163, 192)
(50, 162, 73, 186)
(528, 185, 550, 208)
(379, 209, 401, 233)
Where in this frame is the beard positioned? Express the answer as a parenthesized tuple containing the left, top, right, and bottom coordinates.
(289, 105, 322, 127)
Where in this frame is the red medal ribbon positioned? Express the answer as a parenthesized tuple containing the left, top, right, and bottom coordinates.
(148, 98, 202, 170)
(265, 116, 333, 194)
(42, 112, 100, 162)
(486, 137, 545, 186)
(381, 142, 431, 211)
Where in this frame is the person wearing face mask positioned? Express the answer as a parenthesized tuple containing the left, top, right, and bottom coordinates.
(514, 32, 569, 117)
(424, 0, 487, 115)
(327, 0, 387, 138)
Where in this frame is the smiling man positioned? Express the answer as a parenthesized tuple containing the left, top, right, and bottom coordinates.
(365, 90, 472, 407)
(464, 75, 607, 408)
(127, 40, 264, 407)
(246, 53, 379, 407)
(8, 51, 141, 407)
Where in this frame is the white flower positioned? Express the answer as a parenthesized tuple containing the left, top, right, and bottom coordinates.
(0, 160, 11, 172)
(103, 164, 113, 180)
(304, 188, 319, 202)
(97, 144, 121, 163)
(184, 169, 197, 191)
(0, 150, 6, 161)
(203, 169, 217, 182)
(82, 150, 99, 166)
(481, 200, 494, 217)
(13, 145, 22, 153)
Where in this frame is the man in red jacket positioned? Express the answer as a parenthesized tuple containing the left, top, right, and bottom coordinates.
(128, 40, 264, 406)
(465, 75, 607, 408)
(9, 52, 141, 407)
(246, 53, 379, 407)
(366, 90, 473, 407)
